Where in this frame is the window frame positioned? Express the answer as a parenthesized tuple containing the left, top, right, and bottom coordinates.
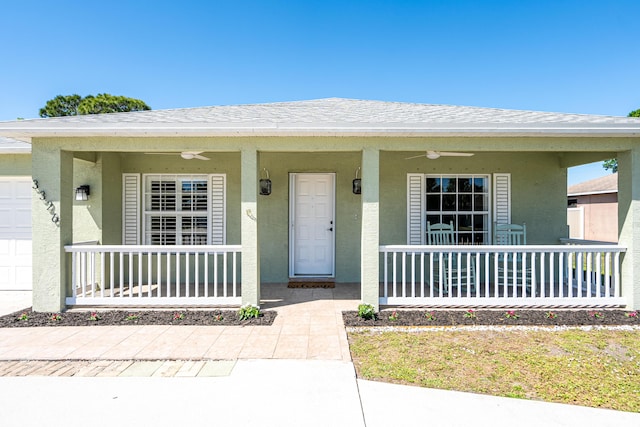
(408, 173, 496, 245)
(424, 174, 491, 245)
(141, 174, 218, 246)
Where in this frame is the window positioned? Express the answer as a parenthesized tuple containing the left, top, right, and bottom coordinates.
(124, 174, 226, 245)
(425, 175, 489, 244)
(408, 173, 508, 245)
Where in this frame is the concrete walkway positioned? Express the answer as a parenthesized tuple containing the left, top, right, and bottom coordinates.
(0, 287, 639, 426)
(0, 284, 356, 362)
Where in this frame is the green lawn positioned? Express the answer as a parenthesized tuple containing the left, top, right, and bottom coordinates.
(348, 328, 640, 412)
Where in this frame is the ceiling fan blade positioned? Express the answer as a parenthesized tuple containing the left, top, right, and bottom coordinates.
(439, 152, 474, 157)
(405, 154, 427, 160)
(193, 154, 210, 161)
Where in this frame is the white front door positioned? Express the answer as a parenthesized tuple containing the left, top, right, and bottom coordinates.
(290, 173, 335, 277)
(0, 177, 32, 290)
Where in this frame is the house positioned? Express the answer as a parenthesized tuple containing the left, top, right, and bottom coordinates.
(568, 173, 618, 243)
(0, 98, 639, 312)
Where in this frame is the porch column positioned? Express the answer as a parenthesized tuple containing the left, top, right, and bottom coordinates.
(618, 148, 640, 310)
(31, 144, 73, 312)
(361, 147, 380, 309)
(241, 148, 260, 306)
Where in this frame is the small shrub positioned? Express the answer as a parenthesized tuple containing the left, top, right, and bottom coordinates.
(504, 310, 519, 319)
(50, 313, 62, 322)
(388, 311, 398, 321)
(125, 313, 139, 321)
(238, 304, 260, 320)
(213, 314, 224, 321)
(625, 311, 638, 318)
(88, 312, 100, 321)
(545, 311, 557, 319)
(173, 312, 184, 321)
(424, 311, 436, 321)
(18, 312, 29, 321)
(357, 304, 376, 320)
(463, 309, 477, 319)
(588, 311, 604, 319)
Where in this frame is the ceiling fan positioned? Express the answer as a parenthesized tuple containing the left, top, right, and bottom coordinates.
(145, 151, 210, 161)
(405, 150, 474, 160)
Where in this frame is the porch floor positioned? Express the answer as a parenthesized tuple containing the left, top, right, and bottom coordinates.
(0, 283, 361, 363)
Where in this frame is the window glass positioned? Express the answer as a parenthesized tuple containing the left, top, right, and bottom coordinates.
(458, 178, 472, 192)
(441, 178, 456, 193)
(181, 180, 208, 211)
(458, 194, 472, 211)
(426, 177, 441, 193)
(150, 181, 176, 211)
(425, 174, 490, 244)
(442, 194, 456, 211)
(474, 194, 487, 211)
(474, 177, 487, 192)
(426, 194, 441, 211)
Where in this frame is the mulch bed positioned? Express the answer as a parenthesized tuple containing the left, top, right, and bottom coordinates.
(343, 309, 640, 327)
(0, 308, 276, 328)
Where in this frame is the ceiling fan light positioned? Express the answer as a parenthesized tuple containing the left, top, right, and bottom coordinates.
(181, 152, 194, 160)
(426, 151, 440, 160)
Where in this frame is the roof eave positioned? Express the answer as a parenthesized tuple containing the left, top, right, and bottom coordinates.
(2, 125, 640, 140)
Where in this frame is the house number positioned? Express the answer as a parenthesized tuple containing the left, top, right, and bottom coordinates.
(32, 179, 60, 227)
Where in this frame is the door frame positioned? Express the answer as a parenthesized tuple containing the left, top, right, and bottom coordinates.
(288, 172, 336, 278)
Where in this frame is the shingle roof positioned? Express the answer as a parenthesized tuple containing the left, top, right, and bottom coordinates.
(0, 136, 31, 153)
(1, 98, 639, 139)
(568, 173, 618, 196)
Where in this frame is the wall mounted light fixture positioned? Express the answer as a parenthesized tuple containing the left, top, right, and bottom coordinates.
(352, 167, 361, 194)
(260, 168, 272, 196)
(75, 185, 90, 201)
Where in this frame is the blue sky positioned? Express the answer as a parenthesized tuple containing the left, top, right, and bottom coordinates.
(1, 1, 638, 184)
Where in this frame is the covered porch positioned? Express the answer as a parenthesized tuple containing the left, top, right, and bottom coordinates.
(1, 99, 637, 312)
(36, 143, 640, 311)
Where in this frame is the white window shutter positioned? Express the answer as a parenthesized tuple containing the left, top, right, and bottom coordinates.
(493, 173, 511, 225)
(407, 174, 425, 244)
(122, 173, 140, 245)
(210, 174, 226, 244)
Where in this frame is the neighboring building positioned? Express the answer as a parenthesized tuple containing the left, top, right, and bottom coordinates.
(0, 98, 639, 311)
(568, 173, 618, 243)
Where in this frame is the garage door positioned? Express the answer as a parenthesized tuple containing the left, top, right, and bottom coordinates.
(0, 178, 32, 290)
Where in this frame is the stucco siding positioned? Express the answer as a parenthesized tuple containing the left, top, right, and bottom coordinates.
(0, 154, 31, 176)
(72, 157, 102, 244)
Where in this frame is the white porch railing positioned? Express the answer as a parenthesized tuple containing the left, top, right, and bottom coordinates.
(379, 244, 627, 307)
(65, 245, 242, 306)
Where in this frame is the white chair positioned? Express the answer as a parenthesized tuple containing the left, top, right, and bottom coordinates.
(427, 221, 475, 294)
(494, 223, 527, 245)
(494, 222, 531, 295)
